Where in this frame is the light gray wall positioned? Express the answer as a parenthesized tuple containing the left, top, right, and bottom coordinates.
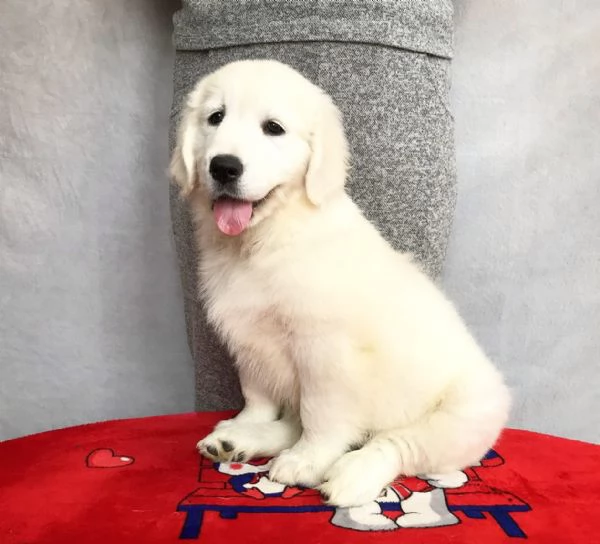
(0, 0, 194, 440)
(1, 0, 598, 443)
(444, 0, 600, 443)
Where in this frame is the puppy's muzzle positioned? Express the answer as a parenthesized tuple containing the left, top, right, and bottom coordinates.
(210, 154, 244, 186)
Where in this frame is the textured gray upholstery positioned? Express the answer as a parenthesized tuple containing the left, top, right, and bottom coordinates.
(169, 0, 456, 410)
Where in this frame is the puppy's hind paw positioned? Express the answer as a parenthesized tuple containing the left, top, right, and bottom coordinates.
(321, 448, 397, 507)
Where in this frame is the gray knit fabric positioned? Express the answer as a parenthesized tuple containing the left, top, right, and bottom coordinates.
(169, 1, 456, 410)
(173, 0, 453, 59)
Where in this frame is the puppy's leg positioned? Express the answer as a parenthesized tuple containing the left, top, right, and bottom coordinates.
(198, 366, 301, 462)
(269, 334, 364, 488)
(321, 372, 510, 507)
(222, 365, 283, 427)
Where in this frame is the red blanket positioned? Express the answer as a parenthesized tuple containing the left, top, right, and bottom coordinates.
(0, 412, 598, 543)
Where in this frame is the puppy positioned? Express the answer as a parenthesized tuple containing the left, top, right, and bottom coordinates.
(170, 59, 510, 507)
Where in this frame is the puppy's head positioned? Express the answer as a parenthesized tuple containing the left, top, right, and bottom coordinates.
(170, 59, 349, 236)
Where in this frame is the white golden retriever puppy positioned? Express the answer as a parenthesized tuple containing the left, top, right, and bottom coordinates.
(170, 59, 510, 507)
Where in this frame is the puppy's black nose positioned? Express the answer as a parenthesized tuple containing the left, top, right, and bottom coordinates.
(209, 154, 243, 185)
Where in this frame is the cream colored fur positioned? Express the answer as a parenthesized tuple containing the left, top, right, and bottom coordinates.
(170, 59, 510, 507)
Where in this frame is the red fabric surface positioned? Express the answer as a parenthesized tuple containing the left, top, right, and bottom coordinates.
(0, 411, 598, 543)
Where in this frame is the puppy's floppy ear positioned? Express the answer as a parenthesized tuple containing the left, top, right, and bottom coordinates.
(170, 80, 207, 197)
(170, 117, 197, 198)
(305, 93, 349, 206)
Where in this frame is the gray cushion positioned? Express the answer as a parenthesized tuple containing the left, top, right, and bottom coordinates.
(173, 0, 453, 58)
(169, 0, 456, 410)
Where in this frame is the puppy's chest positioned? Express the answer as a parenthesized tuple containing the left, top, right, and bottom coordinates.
(202, 262, 293, 350)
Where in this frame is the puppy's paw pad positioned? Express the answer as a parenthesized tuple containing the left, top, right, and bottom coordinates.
(220, 440, 235, 452)
(197, 425, 258, 462)
(196, 437, 232, 462)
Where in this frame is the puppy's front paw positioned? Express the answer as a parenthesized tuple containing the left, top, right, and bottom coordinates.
(321, 449, 396, 507)
(269, 448, 333, 488)
(197, 424, 257, 463)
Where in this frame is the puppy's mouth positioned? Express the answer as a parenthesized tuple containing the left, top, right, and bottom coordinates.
(211, 191, 274, 236)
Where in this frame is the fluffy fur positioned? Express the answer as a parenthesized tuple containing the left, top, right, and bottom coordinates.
(170, 59, 510, 507)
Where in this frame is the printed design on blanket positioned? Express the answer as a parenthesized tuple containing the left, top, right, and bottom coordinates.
(177, 449, 531, 540)
(85, 448, 135, 469)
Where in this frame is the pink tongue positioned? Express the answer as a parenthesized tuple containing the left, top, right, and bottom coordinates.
(213, 198, 253, 236)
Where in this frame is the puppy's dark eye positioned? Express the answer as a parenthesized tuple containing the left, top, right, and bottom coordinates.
(262, 120, 285, 136)
(208, 110, 224, 126)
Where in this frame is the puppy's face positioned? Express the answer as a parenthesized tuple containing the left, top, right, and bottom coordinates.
(171, 60, 349, 236)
